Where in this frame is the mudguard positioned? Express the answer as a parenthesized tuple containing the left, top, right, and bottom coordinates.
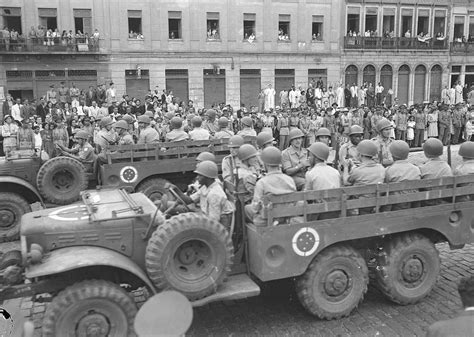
(0, 176, 43, 204)
(25, 246, 156, 293)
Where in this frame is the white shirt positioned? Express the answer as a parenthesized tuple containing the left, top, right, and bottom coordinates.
(34, 132, 42, 151)
(375, 85, 384, 94)
(189, 127, 211, 141)
(11, 104, 22, 121)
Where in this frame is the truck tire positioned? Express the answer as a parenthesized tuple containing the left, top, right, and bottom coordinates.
(375, 233, 440, 305)
(42, 279, 137, 337)
(145, 212, 233, 300)
(36, 156, 87, 205)
(0, 192, 30, 242)
(136, 178, 171, 203)
(296, 245, 368, 320)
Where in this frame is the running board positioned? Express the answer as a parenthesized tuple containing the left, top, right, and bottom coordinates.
(191, 273, 260, 307)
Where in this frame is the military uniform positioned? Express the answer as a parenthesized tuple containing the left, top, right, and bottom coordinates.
(372, 135, 394, 167)
(138, 126, 161, 144)
(277, 117, 290, 150)
(281, 146, 309, 190)
(203, 120, 218, 136)
(118, 132, 134, 145)
(222, 155, 242, 183)
(165, 129, 189, 142)
(237, 128, 257, 137)
(74, 142, 95, 163)
(190, 181, 235, 225)
(385, 160, 421, 210)
(339, 141, 360, 169)
(214, 129, 234, 139)
(236, 165, 258, 204)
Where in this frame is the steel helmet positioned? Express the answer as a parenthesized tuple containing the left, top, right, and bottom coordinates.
(122, 114, 134, 124)
(256, 132, 274, 148)
(376, 118, 392, 133)
(218, 117, 229, 128)
(288, 128, 305, 142)
(186, 113, 195, 121)
(459, 141, 474, 159)
(114, 120, 129, 130)
(389, 140, 410, 160)
(308, 142, 330, 161)
(205, 109, 217, 118)
(171, 117, 183, 129)
(261, 146, 282, 166)
(191, 116, 202, 127)
(165, 112, 175, 120)
(74, 130, 89, 140)
(196, 151, 216, 162)
(194, 160, 218, 179)
(137, 115, 151, 124)
(144, 111, 154, 118)
(349, 125, 364, 136)
(423, 138, 443, 157)
(357, 140, 378, 158)
(100, 116, 114, 128)
(228, 135, 245, 148)
(241, 116, 253, 127)
(315, 127, 331, 138)
(238, 144, 258, 161)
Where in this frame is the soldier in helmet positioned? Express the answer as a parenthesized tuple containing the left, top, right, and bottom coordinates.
(95, 116, 117, 154)
(137, 115, 160, 144)
(196, 151, 216, 163)
(276, 109, 290, 150)
(214, 117, 234, 139)
(315, 127, 336, 166)
(189, 116, 210, 141)
(236, 144, 259, 204)
(245, 146, 296, 226)
(222, 135, 244, 183)
(256, 132, 275, 171)
(384, 140, 421, 210)
(56, 130, 95, 164)
(454, 141, 474, 201)
(305, 142, 341, 220)
(372, 117, 394, 167)
(203, 109, 218, 136)
(282, 128, 310, 190)
(339, 125, 363, 171)
(237, 116, 257, 137)
(343, 139, 385, 215)
(166, 117, 189, 142)
(114, 120, 134, 145)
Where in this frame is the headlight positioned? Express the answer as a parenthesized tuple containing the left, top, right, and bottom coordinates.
(28, 243, 44, 264)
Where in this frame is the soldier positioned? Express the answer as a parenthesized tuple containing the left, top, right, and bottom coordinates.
(342, 140, 385, 215)
(453, 141, 474, 201)
(214, 117, 234, 139)
(237, 116, 257, 137)
(289, 108, 300, 131)
(339, 125, 363, 171)
(315, 127, 336, 166)
(222, 135, 244, 183)
(137, 115, 160, 144)
(276, 110, 290, 150)
(17, 119, 35, 151)
(438, 105, 451, 145)
(236, 144, 259, 204)
(189, 116, 210, 141)
(56, 130, 95, 165)
(372, 117, 394, 167)
(203, 109, 218, 136)
(282, 128, 310, 190)
(95, 116, 117, 154)
(196, 151, 216, 163)
(370, 106, 384, 138)
(385, 140, 421, 210)
(299, 110, 311, 147)
(245, 146, 296, 226)
(166, 117, 189, 142)
(305, 142, 341, 220)
(114, 120, 134, 145)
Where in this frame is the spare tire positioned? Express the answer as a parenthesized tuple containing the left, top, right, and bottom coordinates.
(145, 212, 233, 300)
(36, 156, 88, 205)
(0, 193, 30, 242)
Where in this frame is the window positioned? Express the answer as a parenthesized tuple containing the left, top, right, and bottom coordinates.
(347, 7, 360, 35)
(469, 17, 474, 41)
(168, 11, 182, 39)
(207, 12, 220, 40)
(417, 9, 429, 35)
(128, 10, 143, 38)
(278, 14, 290, 40)
(382, 8, 395, 37)
(454, 16, 465, 41)
(312, 15, 323, 41)
(74, 9, 92, 35)
(243, 13, 256, 41)
(308, 69, 327, 88)
(38, 8, 57, 30)
(365, 8, 378, 34)
(1, 7, 22, 34)
(434, 10, 446, 38)
(401, 9, 413, 37)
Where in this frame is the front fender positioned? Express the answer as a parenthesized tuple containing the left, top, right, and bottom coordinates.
(25, 246, 156, 293)
(0, 176, 43, 204)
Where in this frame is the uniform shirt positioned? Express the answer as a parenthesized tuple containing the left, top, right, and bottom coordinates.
(339, 142, 359, 166)
(96, 129, 117, 151)
(75, 142, 95, 163)
(277, 117, 290, 135)
(420, 158, 453, 179)
(214, 129, 234, 139)
(236, 165, 258, 203)
(189, 127, 211, 141)
(237, 128, 257, 137)
(305, 163, 341, 192)
(281, 146, 309, 178)
(453, 159, 474, 175)
(203, 120, 218, 135)
(385, 160, 421, 183)
(222, 155, 242, 182)
(118, 133, 134, 145)
(165, 129, 189, 142)
(348, 161, 385, 186)
(138, 126, 161, 144)
(372, 136, 394, 167)
(191, 181, 234, 221)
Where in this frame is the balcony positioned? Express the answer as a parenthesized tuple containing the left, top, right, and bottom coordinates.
(344, 36, 449, 51)
(0, 38, 104, 54)
(450, 42, 474, 54)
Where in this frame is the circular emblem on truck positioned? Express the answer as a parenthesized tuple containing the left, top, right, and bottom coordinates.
(120, 166, 138, 183)
(48, 205, 89, 221)
(292, 227, 320, 257)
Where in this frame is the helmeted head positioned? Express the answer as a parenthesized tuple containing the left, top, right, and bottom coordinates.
(315, 127, 331, 145)
(137, 115, 151, 127)
(390, 140, 410, 160)
(74, 130, 89, 144)
(191, 116, 202, 128)
(171, 117, 183, 130)
(237, 143, 258, 162)
(100, 116, 114, 129)
(205, 109, 217, 120)
(194, 160, 218, 184)
(288, 128, 304, 147)
(261, 146, 282, 167)
(256, 132, 274, 149)
(241, 116, 253, 128)
(348, 125, 364, 146)
(459, 141, 474, 159)
(308, 142, 330, 162)
(376, 118, 392, 138)
(228, 135, 245, 156)
(218, 117, 229, 129)
(357, 140, 378, 158)
(423, 138, 443, 158)
(196, 151, 216, 163)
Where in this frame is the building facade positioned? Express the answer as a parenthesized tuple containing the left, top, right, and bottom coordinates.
(0, 0, 472, 112)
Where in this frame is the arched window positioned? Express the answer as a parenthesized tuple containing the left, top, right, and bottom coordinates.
(380, 64, 393, 96)
(362, 65, 376, 87)
(414, 65, 427, 104)
(430, 65, 442, 102)
(397, 65, 410, 105)
(345, 65, 358, 87)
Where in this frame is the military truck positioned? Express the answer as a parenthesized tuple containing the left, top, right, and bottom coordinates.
(0, 174, 473, 336)
(0, 139, 229, 242)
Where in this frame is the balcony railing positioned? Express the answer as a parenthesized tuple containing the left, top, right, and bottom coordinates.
(0, 38, 103, 54)
(450, 42, 474, 53)
(344, 36, 449, 51)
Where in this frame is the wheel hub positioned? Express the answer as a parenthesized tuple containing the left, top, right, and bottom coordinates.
(53, 170, 73, 190)
(173, 240, 212, 280)
(178, 246, 198, 265)
(324, 270, 349, 297)
(0, 210, 15, 228)
(402, 256, 423, 283)
(76, 312, 110, 337)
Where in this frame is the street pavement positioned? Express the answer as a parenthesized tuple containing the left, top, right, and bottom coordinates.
(2, 242, 472, 336)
